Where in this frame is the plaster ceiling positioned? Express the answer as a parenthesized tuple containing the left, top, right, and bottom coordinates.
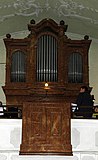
(0, 0, 98, 39)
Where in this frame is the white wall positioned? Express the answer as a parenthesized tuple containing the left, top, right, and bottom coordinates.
(0, 37, 6, 103)
(89, 40, 98, 104)
(0, 31, 98, 104)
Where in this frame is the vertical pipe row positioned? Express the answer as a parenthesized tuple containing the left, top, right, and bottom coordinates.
(37, 34, 58, 82)
(68, 53, 83, 83)
(11, 51, 25, 82)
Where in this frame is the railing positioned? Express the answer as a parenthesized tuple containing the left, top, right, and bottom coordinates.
(71, 104, 98, 119)
(0, 105, 22, 119)
(0, 104, 98, 119)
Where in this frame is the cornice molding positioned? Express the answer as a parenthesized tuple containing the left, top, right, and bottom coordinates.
(0, 30, 98, 44)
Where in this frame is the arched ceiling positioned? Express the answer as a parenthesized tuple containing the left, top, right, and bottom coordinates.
(0, 0, 98, 39)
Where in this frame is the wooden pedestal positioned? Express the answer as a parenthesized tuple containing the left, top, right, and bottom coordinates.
(20, 102, 72, 155)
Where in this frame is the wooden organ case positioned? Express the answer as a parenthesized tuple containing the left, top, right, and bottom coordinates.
(2, 19, 91, 155)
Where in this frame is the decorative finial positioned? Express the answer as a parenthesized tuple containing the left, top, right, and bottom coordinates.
(30, 19, 35, 24)
(6, 34, 11, 38)
(60, 20, 65, 25)
(84, 35, 89, 40)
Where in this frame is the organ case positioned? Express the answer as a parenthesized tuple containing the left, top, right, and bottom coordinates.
(2, 19, 91, 155)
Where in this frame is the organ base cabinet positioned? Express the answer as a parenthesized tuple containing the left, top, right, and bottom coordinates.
(20, 101, 72, 155)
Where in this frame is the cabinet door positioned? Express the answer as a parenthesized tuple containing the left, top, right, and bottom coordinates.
(20, 102, 72, 155)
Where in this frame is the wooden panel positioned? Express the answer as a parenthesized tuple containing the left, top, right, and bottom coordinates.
(20, 102, 72, 155)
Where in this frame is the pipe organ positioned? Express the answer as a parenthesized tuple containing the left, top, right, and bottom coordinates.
(2, 19, 91, 155)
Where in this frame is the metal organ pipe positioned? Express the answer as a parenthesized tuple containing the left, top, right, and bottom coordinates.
(37, 34, 58, 82)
